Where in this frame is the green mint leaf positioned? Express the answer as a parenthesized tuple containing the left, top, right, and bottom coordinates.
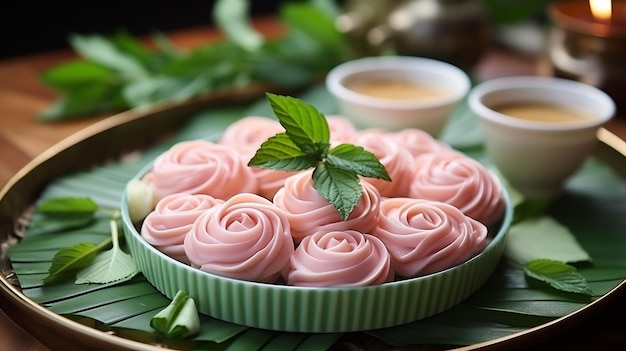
(37, 197, 99, 216)
(248, 133, 318, 171)
(313, 163, 362, 221)
(151, 290, 200, 339)
(214, 0, 264, 52)
(266, 93, 330, 156)
(523, 259, 593, 296)
(43, 241, 105, 285)
(75, 218, 138, 284)
(39, 60, 114, 93)
(326, 143, 391, 181)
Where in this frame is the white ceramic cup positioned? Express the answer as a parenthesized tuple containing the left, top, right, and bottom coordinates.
(468, 76, 615, 198)
(325, 56, 470, 137)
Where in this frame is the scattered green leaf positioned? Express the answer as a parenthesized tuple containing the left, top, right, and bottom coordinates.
(75, 217, 139, 284)
(151, 290, 200, 339)
(43, 241, 108, 285)
(523, 259, 593, 296)
(505, 216, 592, 265)
(37, 197, 99, 216)
(249, 93, 389, 220)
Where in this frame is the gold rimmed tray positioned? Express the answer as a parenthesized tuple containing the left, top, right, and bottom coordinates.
(1, 87, 625, 351)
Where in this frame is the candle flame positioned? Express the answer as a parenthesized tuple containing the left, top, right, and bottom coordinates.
(590, 0, 612, 21)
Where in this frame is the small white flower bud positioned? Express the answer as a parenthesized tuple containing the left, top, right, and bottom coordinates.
(126, 179, 156, 223)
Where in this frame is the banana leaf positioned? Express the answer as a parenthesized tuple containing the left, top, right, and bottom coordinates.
(7, 85, 626, 350)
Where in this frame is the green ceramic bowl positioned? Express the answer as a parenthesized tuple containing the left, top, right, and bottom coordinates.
(121, 165, 513, 333)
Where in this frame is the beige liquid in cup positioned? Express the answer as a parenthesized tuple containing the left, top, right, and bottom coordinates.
(346, 79, 447, 101)
(494, 103, 594, 123)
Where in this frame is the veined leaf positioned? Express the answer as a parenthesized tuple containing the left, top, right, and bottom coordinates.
(266, 93, 330, 155)
(312, 163, 361, 221)
(523, 259, 593, 296)
(43, 241, 105, 285)
(248, 133, 317, 171)
(326, 143, 391, 181)
(75, 219, 138, 284)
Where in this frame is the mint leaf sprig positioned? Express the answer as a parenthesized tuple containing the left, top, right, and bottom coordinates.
(249, 93, 390, 220)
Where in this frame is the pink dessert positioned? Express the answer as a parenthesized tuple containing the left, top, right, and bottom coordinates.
(183, 193, 295, 283)
(373, 197, 489, 277)
(353, 129, 416, 197)
(326, 115, 359, 145)
(273, 170, 381, 243)
(218, 116, 285, 162)
(286, 230, 394, 287)
(393, 128, 451, 158)
(141, 193, 223, 264)
(409, 151, 505, 225)
(143, 139, 258, 201)
(218, 116, 297, 200)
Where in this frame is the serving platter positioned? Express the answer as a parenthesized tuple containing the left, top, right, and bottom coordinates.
(1, 85, 625, 351)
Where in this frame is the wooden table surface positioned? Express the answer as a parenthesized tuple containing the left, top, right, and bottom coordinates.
(1, 17, 625, 351)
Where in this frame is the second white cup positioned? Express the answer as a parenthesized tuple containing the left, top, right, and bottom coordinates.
(468, 76, 615, 198)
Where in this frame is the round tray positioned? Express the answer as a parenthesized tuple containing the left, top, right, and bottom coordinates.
(1, 92, 626, 351)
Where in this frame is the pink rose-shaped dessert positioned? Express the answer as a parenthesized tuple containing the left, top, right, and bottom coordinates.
(184, 193, 294, 283)
(408, 151, 505, 225)
(326, 115, 359, 145)
(143, 140, 258, 201)
(286, 230, 394, 287)
(353, 129, 416, 197)
(393, 128, 451, 158)
(218, 116, 296, 200)
(273, 170, 381, 243)
(141, 193, 223, 264)
(373, 198, 489, 277)
(218, 116, 284, 162)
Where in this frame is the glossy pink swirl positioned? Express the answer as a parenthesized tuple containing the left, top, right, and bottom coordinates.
(327, 115, 359, 145)
(273, 170, 381, 243)
(408, 151, 505, 225)
(218, 116, 284, 163)
(373, 197, 489, 277)
(286, 230, 394, 287)
(183, 193, 295, 283)
(141, 193, 223, 264)
(353, 129, 416, 197)
(393, 128, 451, 158)
(218, 116, 296, 200)
(143, 140, 258, 201)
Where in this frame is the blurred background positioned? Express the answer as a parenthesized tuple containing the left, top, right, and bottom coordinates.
(1, 0, 552, 60)
(0, 0, 288, 59)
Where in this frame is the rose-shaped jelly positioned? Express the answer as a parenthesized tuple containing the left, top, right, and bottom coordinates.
(393, 128, 451, 159)
(373, 198, 489, 277)
(327, 115, 359, 145)
(184, 193, 294, 283)
(409, 151, 505, 225)
(218, 116, 297, 200)
(286, 230, 394, 287)
(141, 193, 223, 264)
(273, 170, 380, 243)
(218, 116, 284, 162)
(353, 129, 416, 197)
(143, 140, 258, 201)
